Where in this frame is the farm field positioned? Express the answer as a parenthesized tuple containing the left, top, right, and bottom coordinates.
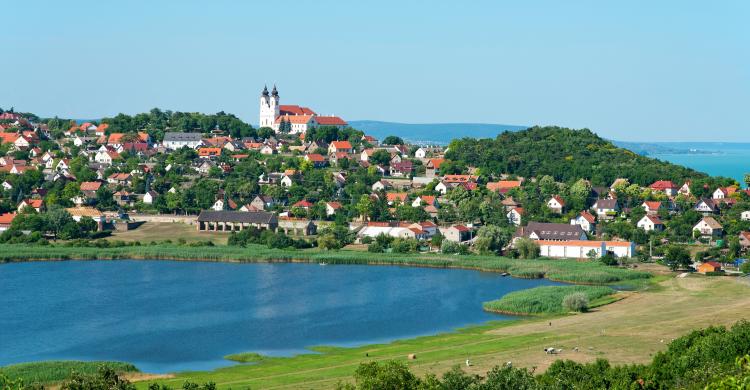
(138, 274, 750, 389)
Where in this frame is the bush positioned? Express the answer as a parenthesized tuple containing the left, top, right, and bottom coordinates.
(740, 261, 750, 274)
(367, 242, 384, 253)
(562, 292, 590, 312)
(600, 253, 618, 266)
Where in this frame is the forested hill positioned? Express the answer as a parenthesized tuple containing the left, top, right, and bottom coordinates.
(445, 126, 716, 186)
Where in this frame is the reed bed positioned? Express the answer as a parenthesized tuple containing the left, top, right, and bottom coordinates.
(0, 361, 137, 385)
(0, 244, 651, 285)
(483, 285, 615, 315)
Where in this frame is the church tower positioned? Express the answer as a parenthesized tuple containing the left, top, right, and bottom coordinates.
(259, 85, 279, 128)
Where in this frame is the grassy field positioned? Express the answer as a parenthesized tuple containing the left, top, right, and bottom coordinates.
(106, 221, 229, 245)
(134, 275, 750, 389)
(0, 361, 138, 386)
(483, 285, 615, 315)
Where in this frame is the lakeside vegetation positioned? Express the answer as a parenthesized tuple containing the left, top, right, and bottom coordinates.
(0, 361, 137, 387)
(0, 243, 651, 285)
(483, 285, 615, 315)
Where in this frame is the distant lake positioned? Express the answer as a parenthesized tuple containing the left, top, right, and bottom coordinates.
(0, 261, 561, 373)
(653, 145, 750, 186)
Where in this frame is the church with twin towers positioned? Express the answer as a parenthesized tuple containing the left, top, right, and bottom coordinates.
(259, 85, 348, 134)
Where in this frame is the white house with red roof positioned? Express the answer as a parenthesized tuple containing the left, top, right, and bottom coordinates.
(637, 215, 664, 232)
(649, 180, 678, 197)
(570, 211, 596, 233)
(547, 195, 566, 214)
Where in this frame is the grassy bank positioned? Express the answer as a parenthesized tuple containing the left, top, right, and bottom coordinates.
(483, 285, 615, 315)
(0, 243, 651, 285)
(0, 361, 138, 385)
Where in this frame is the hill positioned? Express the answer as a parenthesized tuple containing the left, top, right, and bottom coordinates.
(348, 120, 527, 144)
(445, 126, 718, 186)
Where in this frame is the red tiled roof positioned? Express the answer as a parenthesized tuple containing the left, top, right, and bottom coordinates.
(0, 212, 16, 224)
(80, 181, 102, 191)
(293, 200, 313, 208)
(650, 180, 677, 190)
(276, 114, 314, 124)
(279, 105, 316, 116)
(315, 116, 347, 126)
(305, 153, 326, 162)
(330, 141, 353, 150)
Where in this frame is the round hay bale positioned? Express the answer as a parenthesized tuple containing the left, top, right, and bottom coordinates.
(407, 353, 417, 360)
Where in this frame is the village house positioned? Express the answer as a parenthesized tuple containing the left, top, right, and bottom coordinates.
(66, 207, 105, 231)
(693, 216, 723, 238)
(547, 195, 566, 214)
(0, 212, 16, 231)
(637, 215, 665, 232)
(642, 201, 663, 215)
(325, 201, 342, 216)
(304, 153, 327, 168)
(389, 161, 413, 177)
(507, 207, 525, 226)
(107, 173, 132, 186)
(649, 180, 678, 197)
(425, 158, 444, 177)
(742, 211, 750, 221)
(486, 180, 522, 194)
(694, 198, 720, 214)
(249, 195, 278, 210)
(386, 192, 408, 205)
(570, 211, 596, 233)
(441, 224, 472, 243)
(328, 140, 353, 155)
(739, 231, 750, 251)
(591, 198, 619, 219)
(18, 199, 44, 213)
(411, 195, 437, 208)
(678, 181, 692, 196)
(143, 190, 158, 204)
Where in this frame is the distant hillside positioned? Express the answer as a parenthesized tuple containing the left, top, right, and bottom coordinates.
(445, 126, 714, 186)
(348, 120, 527, 145)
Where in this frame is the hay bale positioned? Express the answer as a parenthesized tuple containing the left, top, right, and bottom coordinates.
(407, 353, 417, 360)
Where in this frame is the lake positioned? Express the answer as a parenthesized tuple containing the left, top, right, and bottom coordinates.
(0, 260, 561, 373)
(654, 149, 750, 187)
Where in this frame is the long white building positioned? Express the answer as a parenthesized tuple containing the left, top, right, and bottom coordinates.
(537, 240, 635, 259)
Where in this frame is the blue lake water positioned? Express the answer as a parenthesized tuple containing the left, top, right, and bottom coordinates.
(654, 149, 750, 186)
(0, 260, 561, 373)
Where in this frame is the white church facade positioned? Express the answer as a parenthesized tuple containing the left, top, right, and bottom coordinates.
(259, 85, 348, 134)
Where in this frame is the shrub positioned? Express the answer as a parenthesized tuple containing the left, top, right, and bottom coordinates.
(562, 292, 590, 312)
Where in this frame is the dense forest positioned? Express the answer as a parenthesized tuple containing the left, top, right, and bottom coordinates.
(445, 126, 732, 187)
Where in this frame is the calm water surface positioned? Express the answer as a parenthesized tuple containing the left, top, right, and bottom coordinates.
(0, 260, 561, 373)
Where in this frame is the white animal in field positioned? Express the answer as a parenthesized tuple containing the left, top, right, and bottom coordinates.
(544, 347, 562, 355)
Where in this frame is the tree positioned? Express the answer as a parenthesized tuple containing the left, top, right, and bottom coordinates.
(317, 233, 341, 250)
(563, 292, 590, 312)
(369, 150, 391, 166)
(664, 245, 692, 270)
(516, 238, 540, 259)
(381, 135, 404, 145)
(356, 194, 374, 222)
(474, 225, 510, 255)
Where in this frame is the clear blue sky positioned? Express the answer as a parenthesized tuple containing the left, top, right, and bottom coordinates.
(3, 1, 748, 141)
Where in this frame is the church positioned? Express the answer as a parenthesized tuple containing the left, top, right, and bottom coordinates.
(259, 85, 348, 134)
